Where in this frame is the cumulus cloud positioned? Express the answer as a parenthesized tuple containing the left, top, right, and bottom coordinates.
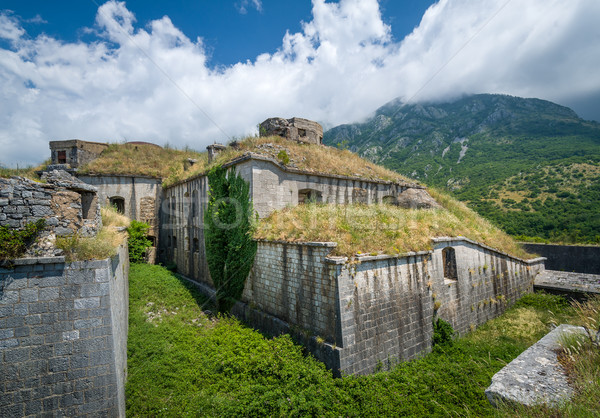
(1, 0, 599, 166)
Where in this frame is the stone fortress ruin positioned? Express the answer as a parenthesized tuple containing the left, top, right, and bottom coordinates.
(2, 117, 546, 380)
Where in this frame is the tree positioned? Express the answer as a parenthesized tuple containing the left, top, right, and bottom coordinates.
(204, 165, 257, 313)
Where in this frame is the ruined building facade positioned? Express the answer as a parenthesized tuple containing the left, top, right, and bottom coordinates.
(17, 118, 545, 376)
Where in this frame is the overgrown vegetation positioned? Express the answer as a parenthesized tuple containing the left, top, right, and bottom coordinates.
(0, 219, 46, 262)
(0, 160, 49, 181)
(255, 190, 532, 258)
(127, 264, 598, 416)
(432, 318, 455, 347)
(204, 166, 257, 313)
(77, 142, 206, 182)
(126, 220, 152, 263)
(56, 206, 128, 261)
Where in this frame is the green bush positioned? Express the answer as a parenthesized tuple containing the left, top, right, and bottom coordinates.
(0, 219, 46, 262)
(205, 165, 257, 313)
(277, 150, 290, 165)
(432, 318, 455, 347)
(127, 220, 152, 263)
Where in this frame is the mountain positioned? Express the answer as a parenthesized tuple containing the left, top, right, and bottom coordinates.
(324, 94, 600, 242)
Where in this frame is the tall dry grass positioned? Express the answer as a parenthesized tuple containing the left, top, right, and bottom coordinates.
(78, 143, 207, 181)
(255, 192, 533, 258)
(56, 206, 129, 262)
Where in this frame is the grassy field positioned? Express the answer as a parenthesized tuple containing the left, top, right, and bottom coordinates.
(126, 264, 599, 417)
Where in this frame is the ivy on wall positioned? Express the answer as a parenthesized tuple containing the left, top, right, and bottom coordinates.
(204, 165, 257, 313)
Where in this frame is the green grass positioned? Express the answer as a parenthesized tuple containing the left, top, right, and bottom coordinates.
(127, 264, 594, 417)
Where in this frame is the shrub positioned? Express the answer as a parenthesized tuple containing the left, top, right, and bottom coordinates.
(127, 220, 153, 263)
(205, 165, 257, 313)
(0, 219, 46, 262)
(432, 318, 455, 347)
(277, 149, 290, 165)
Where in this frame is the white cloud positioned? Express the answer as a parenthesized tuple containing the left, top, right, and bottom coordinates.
(1, 0, 599, 166)
(236, 0, 263, 15)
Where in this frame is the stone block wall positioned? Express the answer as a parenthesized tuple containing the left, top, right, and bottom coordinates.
(243, 241, 340, 343)
(259, 117, 323, 145)
(430, 238, 545, 336)
(0, 244, 129, 417)
(520, 243, 600, 274)
(332, 252, 434, 375)
(235, 157, 421, 218)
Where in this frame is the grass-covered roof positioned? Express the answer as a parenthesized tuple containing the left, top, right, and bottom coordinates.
(255, 188, 534, 259)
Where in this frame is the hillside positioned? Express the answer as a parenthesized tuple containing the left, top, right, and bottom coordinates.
(324, 94, 600, 243)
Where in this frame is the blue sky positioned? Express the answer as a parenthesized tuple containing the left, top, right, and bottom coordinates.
(2, 1, 435, 66)
(1, 0, 599, 166)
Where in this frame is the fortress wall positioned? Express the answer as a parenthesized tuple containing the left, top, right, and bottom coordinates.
(77, 175, 161, 235)
(159, 176, 211, 285)
(0, 244, 129, 417)
(246, 159, 408, 218)
(520, 243, 600, 274)
(243, 241, 340, 343)
(332, 252, 434, 375)
(430, 238, 545, 336)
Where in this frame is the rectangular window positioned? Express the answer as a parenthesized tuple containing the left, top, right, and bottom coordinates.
(57, 150, 67, 164)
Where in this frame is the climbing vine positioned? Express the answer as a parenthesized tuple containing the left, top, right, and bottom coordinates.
(204, 165, 257, 313)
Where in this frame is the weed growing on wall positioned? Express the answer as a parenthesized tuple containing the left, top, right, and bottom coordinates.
(127, 220, 152, 263)
(432, 318, 455, 347)
(205, 165, 257, 313)
(0, 219, 46, 262)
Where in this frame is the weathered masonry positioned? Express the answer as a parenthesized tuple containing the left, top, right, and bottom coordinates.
(158, 151, 544, 375)
(0, 245, 129, 417)
(159, 152, 436, 278)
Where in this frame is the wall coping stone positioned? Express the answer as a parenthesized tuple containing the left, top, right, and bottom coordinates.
(485, 324, 584, 407)
(77, 173, 162, 180)
(255, 239, 338, 248)
(165, 152, 424, 189)
(9, 256, 66, 265)
(432, 236, 546, 264)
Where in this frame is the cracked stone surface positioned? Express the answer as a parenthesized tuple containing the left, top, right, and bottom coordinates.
(485, 324, 585, 407)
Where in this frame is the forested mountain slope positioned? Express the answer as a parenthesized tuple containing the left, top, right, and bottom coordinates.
(324, 94, 600, 242)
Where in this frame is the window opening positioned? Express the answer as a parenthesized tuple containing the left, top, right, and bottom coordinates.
(442, 247, 457, 281)
(109, 196, 125, 214)
(298, 189, 322, 204)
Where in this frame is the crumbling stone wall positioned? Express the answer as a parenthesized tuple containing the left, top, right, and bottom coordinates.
(0, 172, 101, 257)
(259, 117, 323, 145)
